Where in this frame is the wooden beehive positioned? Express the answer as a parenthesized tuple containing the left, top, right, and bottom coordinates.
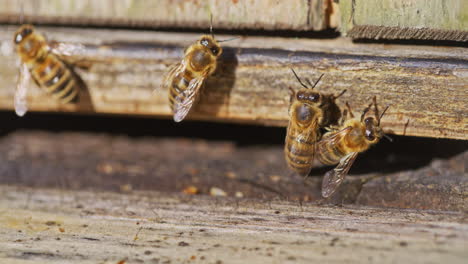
(0, 1, 466, 263)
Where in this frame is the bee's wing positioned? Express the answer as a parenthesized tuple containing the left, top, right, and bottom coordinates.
(321, 151, 358, 198)
(14, 62, 31, 117)
(160, 62, 185, 92)
(49, 41, 90, 69)
(173, 70, 208, 122)
(317, 126, 353, 154)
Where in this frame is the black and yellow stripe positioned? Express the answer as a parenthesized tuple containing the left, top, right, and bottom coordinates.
(284, 128, 317, 176)
(168, 69, 192, 111)
(31, 54, 78, 103)
(317, 135, 347, 165)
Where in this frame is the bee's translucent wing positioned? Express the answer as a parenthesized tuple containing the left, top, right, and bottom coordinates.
(49, 41, 85, 57)
(49, 41, 90, 69)
(317, 126, 352, 154)
(15, 62, 30, 116)
(173, 71, 207, 122)
(321, 151, 358, 198)
(160, 61, 185, 93)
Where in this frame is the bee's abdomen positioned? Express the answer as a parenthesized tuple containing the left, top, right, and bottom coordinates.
(168, 70, 191, 111)
(317, 140, 346, 165)
(32, 54, 78, 104)
(284, 134, 316, 176)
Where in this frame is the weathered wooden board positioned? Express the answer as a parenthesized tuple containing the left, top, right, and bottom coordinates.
(0, 26, 467, 139)
(0, 130, 466, 211)
(0, 185, 467, 264)
(0, 0, 331, 31)
(340, 0, 468, 41)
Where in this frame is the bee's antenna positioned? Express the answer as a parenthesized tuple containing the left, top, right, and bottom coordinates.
(288, 86, 295, 96)
(217, 36, 240, 43)
(19, 0, 24, 24)
(378, 105, 390, 126)
(360, 102, 373, 122)
(372, 96, 380, 120)
(311, 74, 324, 89)
(210, 13, 214, 39)
(290, 68, 309, 89)
(383, 134, 393, 142)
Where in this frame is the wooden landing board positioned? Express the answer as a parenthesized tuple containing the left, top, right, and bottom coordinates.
(340, 0, 468, 41)
(0, 0, 331, 31)
(0, 26, 467, 139)
(0, 185, 466, 264)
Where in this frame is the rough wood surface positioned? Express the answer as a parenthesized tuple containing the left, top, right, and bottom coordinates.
(340, 0, 468, 41)
(0, 26, 467, 139)
(0, 130, 466, 211)
(0, 0, 331, 31)
(0, 185, 467, 264)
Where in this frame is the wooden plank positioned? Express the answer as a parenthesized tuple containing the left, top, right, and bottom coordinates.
(0, 185, 467, 264)
(339, 0, 468, 41)
(0, 131, 466, 211)
(0, 0, 331, 31)
(0, 26, 467, 139)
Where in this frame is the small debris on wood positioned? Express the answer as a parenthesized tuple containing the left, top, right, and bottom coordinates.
(183, 186, 199, 195)
(210, 187, 227, 197)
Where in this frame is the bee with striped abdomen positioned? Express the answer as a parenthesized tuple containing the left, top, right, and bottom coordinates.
(163, 19, 224, 122)
(284, 69, 346, 176)
(318, 97, 391, 198)
(13, 24, 80, 116)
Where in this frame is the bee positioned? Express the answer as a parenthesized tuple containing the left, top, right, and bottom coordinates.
(284, 69, 346, 176)
(318, 97, 391, 198)
(13, 24, 80, 116)
(163, 19, 224, 122)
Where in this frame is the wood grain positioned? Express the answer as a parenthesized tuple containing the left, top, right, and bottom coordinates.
(0, 26, 467, 139)
(0, 185, 466, 264)
(0, 0, 331, 31)
(340, 0, 468, 41)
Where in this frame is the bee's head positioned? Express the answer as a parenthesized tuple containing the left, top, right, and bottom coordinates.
(296, 90, 321, 105)
(363, 116, 382, 142)
(14, 24, 34, 45)
(199, 35, 222, 57)
(360, 98, 390, 143)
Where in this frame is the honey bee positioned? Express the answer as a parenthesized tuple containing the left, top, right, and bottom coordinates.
(13, 24, 80, 116)
(318, 97, 391, 198)
(163, 20, 224, 122)
(284, 69, 346, 176)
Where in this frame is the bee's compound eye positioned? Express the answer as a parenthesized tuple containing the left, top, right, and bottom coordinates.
(308, 93, 320, 102)
(15, 27, 33, 44)
(296, 91, 305, 100)
(200, 38, 209, 46)
(364, 117, 373, 124)
(14, 33, 23, 44)
(211, 47, 219, 55)
(365, 129, 376, 141)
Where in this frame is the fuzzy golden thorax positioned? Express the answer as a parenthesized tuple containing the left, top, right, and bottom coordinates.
(289, 89, 324, 129)
(184, 35, 222, 74)
(14, 24, 48, 63)
(342, 117, 383, 152)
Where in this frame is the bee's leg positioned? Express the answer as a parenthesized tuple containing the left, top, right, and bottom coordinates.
(334, 89, 347, 99)
(345, 102, 354, 118)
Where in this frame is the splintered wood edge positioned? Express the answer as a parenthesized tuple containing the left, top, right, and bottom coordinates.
(0, 0, 332, 31)
(339, 0, 468, 41)
(0, 26, 467, 140)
